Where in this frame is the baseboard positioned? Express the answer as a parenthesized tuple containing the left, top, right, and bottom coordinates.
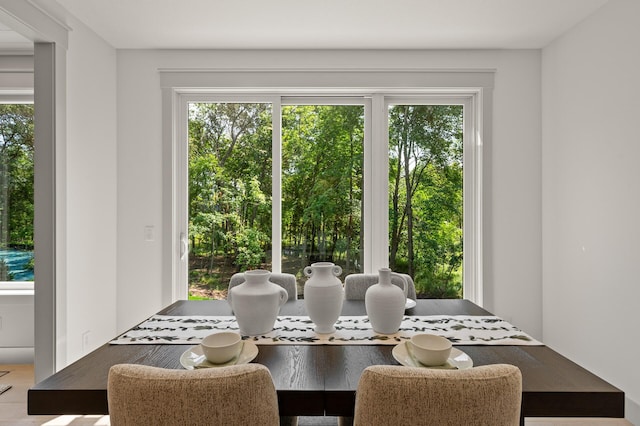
(0, 347, 34, 364)
(626, 395, 639, 425)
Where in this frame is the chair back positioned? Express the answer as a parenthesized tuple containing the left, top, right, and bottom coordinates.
(107, 363, 279, 426)
(354, 364, 522, 426)
(344, 273, 417, 300)
(229, 271, 297, 300)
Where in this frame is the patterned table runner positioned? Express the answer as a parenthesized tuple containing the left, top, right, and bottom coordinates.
(111, 315, 542, 346)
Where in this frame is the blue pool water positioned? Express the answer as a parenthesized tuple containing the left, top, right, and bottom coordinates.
(0, 249, 34, 281)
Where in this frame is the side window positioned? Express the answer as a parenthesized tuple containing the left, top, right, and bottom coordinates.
(0, 103, 34, 283)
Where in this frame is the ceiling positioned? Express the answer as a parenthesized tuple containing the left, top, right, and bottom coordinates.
(3, 0, 609, 50)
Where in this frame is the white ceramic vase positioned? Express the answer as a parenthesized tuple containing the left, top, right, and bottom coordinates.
(365, 268, 407, 334)
(227, 269, 288, 336)
(303, 262, 344, 334)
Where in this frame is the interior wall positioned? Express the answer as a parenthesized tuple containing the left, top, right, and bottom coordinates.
(0, 286, 33, 363)
(63, 16, 117, 364)
(116, 49, 542, 339)
(542, 0, 640, 422)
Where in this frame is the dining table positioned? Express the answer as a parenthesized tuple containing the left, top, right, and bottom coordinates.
(28, 299, 624, 424)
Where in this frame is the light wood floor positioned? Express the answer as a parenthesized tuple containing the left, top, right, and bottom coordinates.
(0, 364, 633, 426)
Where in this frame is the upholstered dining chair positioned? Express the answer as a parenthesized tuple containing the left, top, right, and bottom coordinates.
(107, 363, 279, 426)
(353, 364, 522, 426)
(228, 271, 298, 300)
(344, 273, 417, 301)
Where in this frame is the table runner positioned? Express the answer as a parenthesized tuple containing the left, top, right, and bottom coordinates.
(111, 315, 542, 346)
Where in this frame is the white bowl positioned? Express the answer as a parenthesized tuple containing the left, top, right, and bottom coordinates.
(200, 332, 243, 364)
(409, 334, 452, 366)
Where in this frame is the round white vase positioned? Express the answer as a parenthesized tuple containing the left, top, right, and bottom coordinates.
(365, 268, 407, 334)
(303, 262, 344, 334)
(227, 269, 288, 336)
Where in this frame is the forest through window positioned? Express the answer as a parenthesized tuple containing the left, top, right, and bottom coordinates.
(186, 99, 463, 300)
(0, 104, 35, 283)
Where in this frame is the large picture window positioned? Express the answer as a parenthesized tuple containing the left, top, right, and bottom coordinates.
(176, 93, 479, 302)
(162, 69, 489, 305)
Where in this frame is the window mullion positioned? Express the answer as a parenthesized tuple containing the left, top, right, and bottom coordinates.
(272, 97, 282, 273)
(368, 94, 389, 272)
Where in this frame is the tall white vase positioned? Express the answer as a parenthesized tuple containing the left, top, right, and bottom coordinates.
(365, 268, 407, 334)
(228, 269, 288, 336)
(303, 262, 344, 334)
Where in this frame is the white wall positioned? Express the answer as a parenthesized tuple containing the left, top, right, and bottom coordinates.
(116, 49, 543, 338)
(542, 0, 640, 422)
(0, 285, 34, 363)
(63, 16, 118, 365)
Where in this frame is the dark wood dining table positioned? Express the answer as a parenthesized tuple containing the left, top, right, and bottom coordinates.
(28, 299, 624, 423)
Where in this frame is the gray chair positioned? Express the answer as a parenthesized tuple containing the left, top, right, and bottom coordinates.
(228, 271, 298, 300)
(107, 363, 279, 426)
(344, 272, 416, 301)
(353, 364, 522, 426)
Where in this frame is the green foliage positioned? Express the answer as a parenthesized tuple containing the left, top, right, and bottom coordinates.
(388, 105, 463, 298)
(187, 294, 211, 300)
(0, 258, 13, 281)
(187, 102, 463, 299)
(188, 103, 272, 268)
(189, 267, 221, 287)
(281, 105, 363, 270)
(26, 255, 34, 271)
(234, 227, 269, 270)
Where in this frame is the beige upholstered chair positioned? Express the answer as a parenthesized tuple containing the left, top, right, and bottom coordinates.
(107, 363, 279, 426)
(228, 272, 299, 426)
(353, 364, 522, 426)
(344, 273, 417, 301)
(228, 271, 298, 300)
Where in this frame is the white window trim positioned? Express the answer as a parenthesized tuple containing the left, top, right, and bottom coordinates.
(161, 69, 493, 307)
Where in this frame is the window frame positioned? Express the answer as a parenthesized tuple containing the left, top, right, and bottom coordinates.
(162, 70, 491, 306)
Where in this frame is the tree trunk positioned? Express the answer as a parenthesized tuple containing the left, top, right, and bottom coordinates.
(404, 147, 414, 277)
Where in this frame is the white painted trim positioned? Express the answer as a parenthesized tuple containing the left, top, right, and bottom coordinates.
(33, 42, 56, 382)
(0, 0, 68, 49)
(159, 67, 497, 74)
(0, 56, 34, 100)
(161, 88, 180, 304)
(369, 93, 387, 272)
(271, 97, 282, 274)
(470, 90, 484, 306)
(159, 69, 495, 93)
(462, 93, 482, 305)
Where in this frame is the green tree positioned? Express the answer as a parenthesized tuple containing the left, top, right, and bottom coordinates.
(186, 101, 462, 299)
(188, 103, 272, 284)
(281, 105, 363, 274)
(388, 105, 463, 297)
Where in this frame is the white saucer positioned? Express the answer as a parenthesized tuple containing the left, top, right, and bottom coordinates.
(405, 298, 417, 309)
(180, 340, 259, 369)
(392, 341, 473, 370)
